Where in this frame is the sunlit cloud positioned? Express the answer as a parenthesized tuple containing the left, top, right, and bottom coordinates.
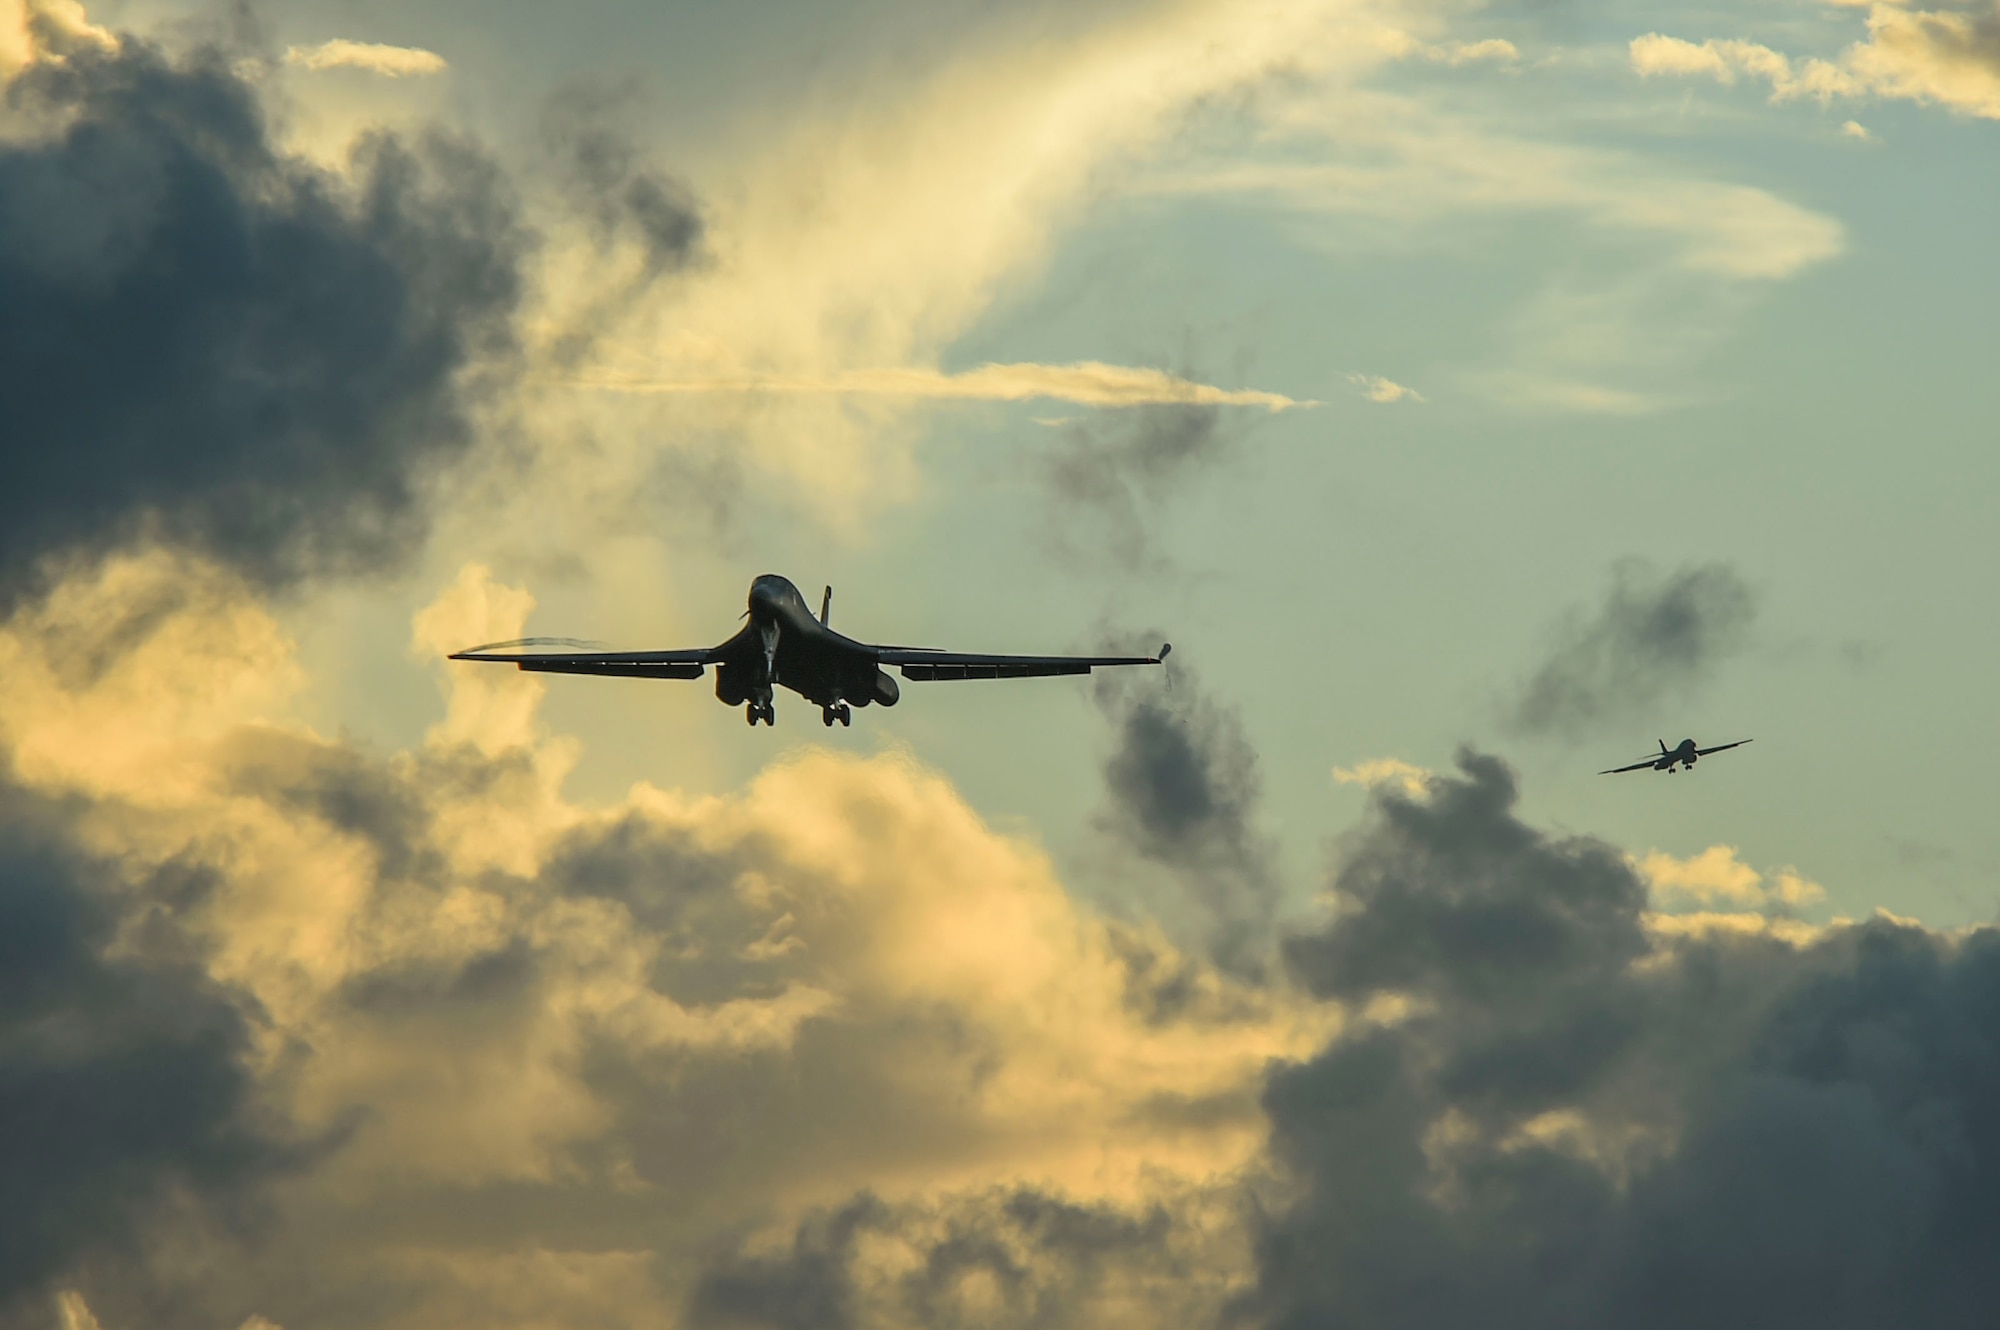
(513, 0, 1387, 526)
(566, 361, 1313, 411)
(1379, 29, 1520, 66)
(1348, 372, 1424, 403)
(0, 549, 1330, 1314)
(1633, 4, 2000, 120)
(283, 38, 448, 77)
(1634, 844, 1829, 912)
(1333, 757, 1432, 797)
(0, 0, 112, 81)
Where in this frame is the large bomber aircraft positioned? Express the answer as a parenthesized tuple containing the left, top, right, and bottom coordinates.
(450, 573, 1168, 727)
(1601, 737, 1752, 775)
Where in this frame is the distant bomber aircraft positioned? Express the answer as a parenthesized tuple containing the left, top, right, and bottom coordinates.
(450, 574, 1168, 727)
(1600, 737, 1752, 775)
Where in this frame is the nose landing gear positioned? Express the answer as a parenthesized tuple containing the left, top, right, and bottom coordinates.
(821, 703, 851, 727)
(746, 701, 775, 726)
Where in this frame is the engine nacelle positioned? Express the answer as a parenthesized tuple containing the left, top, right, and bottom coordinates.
(872, 667, 900, 707)
(715, 661, 751, 707)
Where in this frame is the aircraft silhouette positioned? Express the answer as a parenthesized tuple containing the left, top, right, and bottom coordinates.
(450, 574, 1168, 727)
(1601, 737, 1752, 775)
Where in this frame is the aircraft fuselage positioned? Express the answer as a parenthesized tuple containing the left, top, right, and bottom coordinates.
(1655, 738, 1701, 772)
(714, 575, 901, 723)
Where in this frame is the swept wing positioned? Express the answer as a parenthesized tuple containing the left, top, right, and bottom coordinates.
(448, 643, 718, 680)
(1695, 739, 1753, 756)
(1599, 756, 1664, 775)
(878, 646, 1165, 681)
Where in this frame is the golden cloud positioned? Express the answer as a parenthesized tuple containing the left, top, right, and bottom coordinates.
(1634, 844, 1828, 910)
(3, 552, 1328, 1321)
(1633, 7, 2000, 120)
(563, 361, 1312, 411)
(282, 39, 447, 77)
(1332, 757, 1432, 796)
(0, 0, 112, 82)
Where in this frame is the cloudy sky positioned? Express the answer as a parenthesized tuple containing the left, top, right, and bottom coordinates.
(4, 0, 1999, 1325)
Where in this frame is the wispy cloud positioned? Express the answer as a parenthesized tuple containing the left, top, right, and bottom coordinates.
(283, 39, 448, 77)
(1507, 560, 1757, 741)
(1140, 79, 1844, 413)
(1379, 31, 1520, 67)
(1349, 373, 1424, 404)
(1148, 128, 1843, 282)
(565, 361, 1313, 411)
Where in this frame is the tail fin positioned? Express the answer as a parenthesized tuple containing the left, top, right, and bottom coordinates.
(820, 586, 833, 626)
(1659, 739, 1668, 754)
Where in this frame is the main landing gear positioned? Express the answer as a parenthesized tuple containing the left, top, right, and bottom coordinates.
(746, 701, 775, 726)
(821, 703, 851, 727)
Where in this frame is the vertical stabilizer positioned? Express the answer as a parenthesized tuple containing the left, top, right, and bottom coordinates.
(1659, 739, 1668, 754)
(820, 586, 833, 626)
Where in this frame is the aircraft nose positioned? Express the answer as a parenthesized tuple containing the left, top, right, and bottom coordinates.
(748, 577, 785, 616)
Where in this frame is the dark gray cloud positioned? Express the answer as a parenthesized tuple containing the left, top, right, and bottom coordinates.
(1094, 660, 1280, 973)
(0, 783, 289, 1312)
(1252, 750, 2000, 1330)
(1036, 402, 1236, 569)
(1508, 560, 1756, 740)
(536, 78, 705, 373)
(0, 32, 525, 602)
(541, 79, 703, 279)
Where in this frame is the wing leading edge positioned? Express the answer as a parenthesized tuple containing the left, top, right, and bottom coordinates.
(1599, 758, 1661, 775)
(1696, 739, 1753, 756)
(879, 646, 1166, 682)
(447, 645, 717, 680)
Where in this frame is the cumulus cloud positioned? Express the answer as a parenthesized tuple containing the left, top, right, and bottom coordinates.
(1508, 560, 1757, 741)
(1633, 5, 2000, 120)
(0, 554, 1324, 1325)
(11, 551, 2000, 1329)
(0, 0, 112, 81)
(0, 775, 293, 1307)
(1256, 751, 2000, 1329)
(685, 1185, 1247, 1330)
(0, 32, 523, 602)
(1851, 1, 2000, 116)
(1637, 845, 1828, 913)
(282, 39, 447, 77)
